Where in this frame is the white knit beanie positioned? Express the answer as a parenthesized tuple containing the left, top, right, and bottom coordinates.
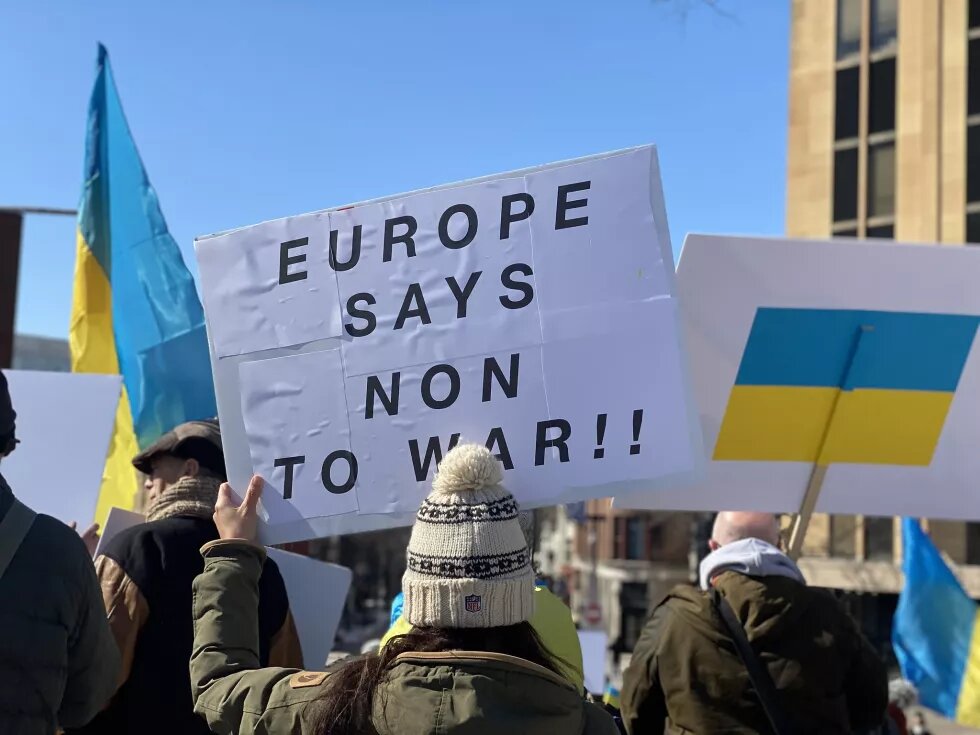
(402, 443, 535, 629)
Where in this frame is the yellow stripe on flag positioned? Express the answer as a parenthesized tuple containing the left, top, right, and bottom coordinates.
(70, 231, 140, 525)
(818, 389, 952, 466)
(714, 384, 953, 466)
(713, 385, 837, 462)
(956, 611, 980, 726)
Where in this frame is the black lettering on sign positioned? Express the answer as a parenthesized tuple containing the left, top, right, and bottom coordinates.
(329, 226, 361, 272)
(421, 364, 460, 410)
(499, 193, 535, 240)
(365, 372, 400, 419)
(321, 450, 357, 494)
(485, 427, 514, 470)
(409, 433, 461, 482)
(499, 263, 534, 310)
(279, 238, 308, 284)
(383, 216, 417, 262)
(555, 181, 591, 230)
(482, 353, 519, 402)
(438, 204, 478, 250)
(446, 271, 482, 319)
(345, 293, 377, 338)
(394, 283, 432, 330)
(535, 419, 571, 466)
(273, 456, 305, 500)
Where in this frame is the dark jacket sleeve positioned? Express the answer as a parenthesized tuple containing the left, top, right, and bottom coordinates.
(58, 535, 121, 728)
(191, 539, 326, 735)
(620, 604, 669, 735)
(841, 612, 888, 731)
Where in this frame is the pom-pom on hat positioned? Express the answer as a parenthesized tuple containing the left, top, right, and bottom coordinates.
(402, 443, 535, 629)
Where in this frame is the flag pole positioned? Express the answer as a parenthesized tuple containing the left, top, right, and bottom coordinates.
(787, 325, 874, 560)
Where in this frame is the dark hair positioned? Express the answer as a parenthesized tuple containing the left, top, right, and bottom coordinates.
(309, 622, 568, 735)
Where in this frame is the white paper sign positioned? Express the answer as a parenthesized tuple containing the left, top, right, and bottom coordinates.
(197, 146, 702, 544)
(266, 548, 352, 669)
(578, 629, 609, 695)
(2, 371, 120, 526)
(619, 234, 980, 520)
(94, 507, 146, 558)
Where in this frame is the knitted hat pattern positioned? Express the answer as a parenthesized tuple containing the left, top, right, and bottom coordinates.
(402, 443, 535, 629)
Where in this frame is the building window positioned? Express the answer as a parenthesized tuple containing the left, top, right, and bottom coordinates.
(648, 522, 664, 554)
(834, 147, 859, 222)
(869, 58, 896, 134)
(831, 515, 856, 557)
(619, 583, 648, 653)
(970, 38, 980, 118)
(968, 211, 980, 243)
(864, 517, 894, 561)
(969, 125, 980, 205)
(832, 0, 896, 239)
(867, 141, 895, 218)
(969, 22, 980, 241)
(837, 0, 862, 60)
(626, 517, 646, 560)
(871, 0, 897, 52)
(967, 524, 980, 564)
(836, 67, 860, 140)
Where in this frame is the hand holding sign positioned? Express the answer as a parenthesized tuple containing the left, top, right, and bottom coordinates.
(214, 476, 263, 542)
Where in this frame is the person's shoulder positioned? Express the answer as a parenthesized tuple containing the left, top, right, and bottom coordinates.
(27, 513, 92, 561)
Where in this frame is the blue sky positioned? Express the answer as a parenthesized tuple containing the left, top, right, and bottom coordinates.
(2, 0, 789, 339)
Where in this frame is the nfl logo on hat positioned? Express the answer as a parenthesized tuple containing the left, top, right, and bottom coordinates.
(464, 594, 482, 613)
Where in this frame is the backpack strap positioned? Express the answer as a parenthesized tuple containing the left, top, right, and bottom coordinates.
(0, 498, 37, 581)
(710, 587, 794, 735)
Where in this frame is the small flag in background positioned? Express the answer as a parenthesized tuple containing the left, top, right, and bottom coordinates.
(893, 518, 980, 726)
(70, 45, 216, 525)
(713, 308, 978, 465)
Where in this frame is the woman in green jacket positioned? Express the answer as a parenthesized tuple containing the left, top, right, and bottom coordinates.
(190, 443, 618, 735)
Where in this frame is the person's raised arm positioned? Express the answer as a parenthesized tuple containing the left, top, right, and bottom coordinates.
(190, 476, 325, 735)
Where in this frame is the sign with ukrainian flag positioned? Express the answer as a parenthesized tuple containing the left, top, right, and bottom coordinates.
(619, 234, 980, 520)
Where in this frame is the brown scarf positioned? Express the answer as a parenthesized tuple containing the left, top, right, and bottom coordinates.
(145, 475, 221, 522)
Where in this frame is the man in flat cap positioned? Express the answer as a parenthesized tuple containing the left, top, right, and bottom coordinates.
(70, 419, 302, 735)
(0, 370, 120, 733)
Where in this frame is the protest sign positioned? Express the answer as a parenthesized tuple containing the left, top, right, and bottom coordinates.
(95, 509, 351, 667)
(196, 146, 702, 544)
(94, 506, 145, 558)
(3, 370, 120, 526)
(618, 234, 980, 521)
(265, 548, 352, 669)
(578, 629, 609, 695)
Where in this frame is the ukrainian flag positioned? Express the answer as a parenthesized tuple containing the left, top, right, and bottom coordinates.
(894, 518, 980, 726)
(714, 308, 979, 465)
(70, 45, 216, 525)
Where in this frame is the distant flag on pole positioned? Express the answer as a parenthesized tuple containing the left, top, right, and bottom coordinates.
(70, 45, 216, 525)
(893, 518, 980, 726)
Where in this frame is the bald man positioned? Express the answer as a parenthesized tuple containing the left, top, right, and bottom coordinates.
(620, 511, 887, 734)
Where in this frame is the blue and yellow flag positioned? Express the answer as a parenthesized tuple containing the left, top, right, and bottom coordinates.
(894, 518, 980, 726)
(714, 308, 979, 465)
(70, 45, 216, 525)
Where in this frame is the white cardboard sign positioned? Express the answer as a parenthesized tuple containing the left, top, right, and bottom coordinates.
(196, 146, 702, 544)
(265, 548, 352, 669)
(578, 629, 609, 695)
(2, 370, 120, 526)
(619, 234, 980, 520)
